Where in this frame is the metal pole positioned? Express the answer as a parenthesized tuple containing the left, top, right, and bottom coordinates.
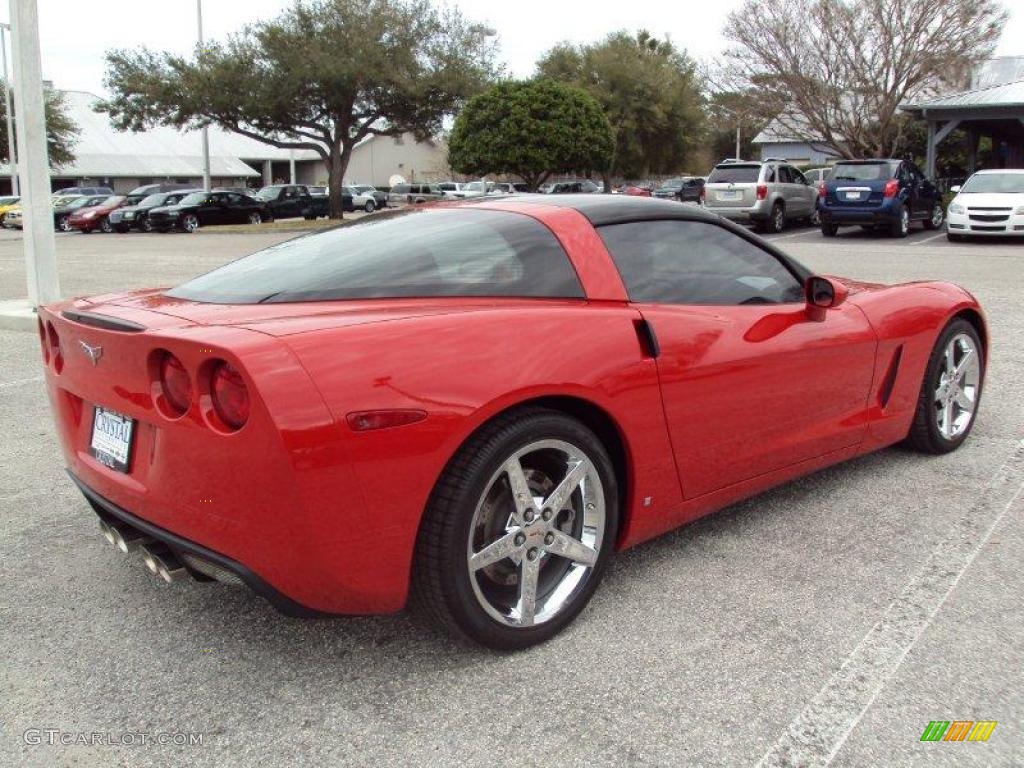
(735, 123, 741, 160)
(197, 0, 211, 192)
(0, 24, 18, 195)
(9, 0, 59, 305)
(288, 147, 295, 184)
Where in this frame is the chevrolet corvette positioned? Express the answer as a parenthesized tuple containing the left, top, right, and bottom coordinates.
(39, 195, 986, 649)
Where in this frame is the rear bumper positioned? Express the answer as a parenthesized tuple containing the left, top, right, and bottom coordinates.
(703, 203, 771, 222)
(71, 471, 323, 617)
(818, 200, 901, 224)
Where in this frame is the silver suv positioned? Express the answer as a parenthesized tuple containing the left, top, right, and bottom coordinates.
(702, 160, 818, 233)
(387, 183, 444, 206)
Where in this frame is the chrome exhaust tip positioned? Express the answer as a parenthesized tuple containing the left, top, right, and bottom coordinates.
(98, 518, 151, 553)
(139, 542, 187, 583)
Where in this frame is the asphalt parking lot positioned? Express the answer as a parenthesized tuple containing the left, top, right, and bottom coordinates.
(1, 223, 1021, 767)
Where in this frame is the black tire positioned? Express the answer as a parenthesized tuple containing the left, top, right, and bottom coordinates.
(58, 215, 71, 232)
(141, 218, 154, 233)
(890, 204, 909, 238)
(412, 406, 619, 650)
(100, 218, 113, 233)
(364, 199, 376, 213)
(923, 203, 944, 230)
(820, 221, 838, 237)
(904, 318, 983, 455)
(946, 232, 963, 242)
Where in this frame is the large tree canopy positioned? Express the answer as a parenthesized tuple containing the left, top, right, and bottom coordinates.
(99, 0, 498, 216)
(0, 85, 79, 169)
(536, 31, 704, 184)
(447, 79, 613, 191)
(723, 0, 1006, 158)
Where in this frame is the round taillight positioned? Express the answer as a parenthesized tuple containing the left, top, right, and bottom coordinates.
(38, 318, 49, 363)
(159, 353, 192, 416)
(46, 321, 63, 373)
(210, 361, 249, 430)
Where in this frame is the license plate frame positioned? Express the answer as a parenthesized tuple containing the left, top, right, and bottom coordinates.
(717, 190, 742, 201)
(90, 406, 135, 473)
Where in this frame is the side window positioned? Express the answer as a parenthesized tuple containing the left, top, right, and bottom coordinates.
(597, 220, 805, 306)
(764, 166, 776, 183)
(791, 167, 808, 185)
(778, 166, 793, 184)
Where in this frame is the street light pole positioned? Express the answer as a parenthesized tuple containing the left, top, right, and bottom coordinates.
(735, 123, 741, 161)
(9, 0, 59, 306)
(197, 0, 211, 192)
(0, 23, 18, 195)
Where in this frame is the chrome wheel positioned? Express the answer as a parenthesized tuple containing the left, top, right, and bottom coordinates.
(59, 215, 71, 232)
(772, 204, 785, 233)
(934, 333, 981, 440)
(364, 200, 376, 213)
(809, 208, 821, 226)
(931, 204, 944, 228)
(248, 212, 262, 225)
(182, 214, 199, 232)
(900, 207, 910, 236)
(467, 439, 605, 628)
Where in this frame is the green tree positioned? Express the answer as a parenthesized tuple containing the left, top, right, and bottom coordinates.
(98, 0, 498, 217)
(0, 85, 79, 169)
(536, 30, 704, 187)
(448, 79, 613, 191)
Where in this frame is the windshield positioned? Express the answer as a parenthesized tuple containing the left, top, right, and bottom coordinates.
(660, 180, 684, 189)
(831, 162, 896, 181)
(255, 187, 281, 200)
(167, 208, 584, 304)
(708, 165, 761, 184)
(100, 196, 125, 207)
(139, 194, 167, 207)
(959, 173, 1024, 194)
(65, 197, 102, 210)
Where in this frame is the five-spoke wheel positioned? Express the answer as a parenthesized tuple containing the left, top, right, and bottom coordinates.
(414, 407, 617, 649)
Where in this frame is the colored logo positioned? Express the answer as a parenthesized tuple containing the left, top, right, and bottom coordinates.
(920, 721, 997, 742)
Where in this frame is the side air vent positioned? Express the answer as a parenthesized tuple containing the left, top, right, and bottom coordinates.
(878, 345, 903, 408)
(62, 310, 145, 333)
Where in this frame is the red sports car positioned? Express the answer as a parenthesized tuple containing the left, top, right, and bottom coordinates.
(39, 196, 986, 649)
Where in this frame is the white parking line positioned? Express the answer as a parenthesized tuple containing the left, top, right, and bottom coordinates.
(910, 232, 948, 246)
(755, 440, 1024, 768)
(764, 230, 816, 242)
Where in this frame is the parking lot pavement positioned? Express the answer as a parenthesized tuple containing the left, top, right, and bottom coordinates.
(1, 231, 1022, 767)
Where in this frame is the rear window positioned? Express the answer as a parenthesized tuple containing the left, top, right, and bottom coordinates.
(707, 165, 761, 184)
(167, 208, 584, 304)
(831, 162, 896, 181)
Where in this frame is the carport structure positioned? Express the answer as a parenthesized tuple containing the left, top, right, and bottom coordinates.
(901, 80, 1024, 178)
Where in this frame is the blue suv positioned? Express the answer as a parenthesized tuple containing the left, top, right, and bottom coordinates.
(817, 159, 944, 238)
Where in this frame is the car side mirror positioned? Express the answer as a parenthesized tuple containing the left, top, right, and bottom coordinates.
(950, 185, 961, 193)
(805, 276, 848, 321)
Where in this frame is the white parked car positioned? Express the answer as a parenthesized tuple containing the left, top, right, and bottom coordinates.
(946, 169, 1024, 240)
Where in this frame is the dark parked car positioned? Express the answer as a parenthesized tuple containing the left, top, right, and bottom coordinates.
(53, 195, 111, 232)
(654, 177, 705, 203)
(818, 159, 944, 238)
(148, 191, 270, 232)
(548, 180, 601, 194)
(53, 185, 114, 197)
(108, 190, 200, 232)
(255, 184, 330, 220)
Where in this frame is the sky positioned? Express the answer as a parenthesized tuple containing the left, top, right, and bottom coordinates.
(6, 0, 1024, 97)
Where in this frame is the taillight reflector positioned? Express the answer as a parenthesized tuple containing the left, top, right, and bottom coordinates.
(347, 409, 427, 432)
(210, 361, 249, 430)
(818, 182, 826, 198)
(159, 353, 192, 416)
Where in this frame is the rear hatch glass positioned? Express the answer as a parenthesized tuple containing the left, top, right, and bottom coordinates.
(830, 162, 896, 182)
(707, 165, 761, 184)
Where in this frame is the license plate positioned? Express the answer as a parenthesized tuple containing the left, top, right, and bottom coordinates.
(90, 406, 135, 472)
(842, 191, 863, 201)
(717, 191, 742, 201)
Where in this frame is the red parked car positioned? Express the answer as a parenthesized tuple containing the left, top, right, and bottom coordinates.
(39, 196, 986, 649)
(67, 195, 128, 233)
(620, 185, 652, 197)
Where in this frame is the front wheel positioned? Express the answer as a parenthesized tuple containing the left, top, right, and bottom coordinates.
(141, 218, 154, 233)
(904, 318, 983, 454)
(182, 214, 199, 233)
(99, 218, 113, 233)
(248, 212, 262, 225)
(924, 203, 944, 230)
(808, 208, 821, 227)
(364, 199, 376, 213)
(412, 407, 618, 650)
(946, 232, 964, 242)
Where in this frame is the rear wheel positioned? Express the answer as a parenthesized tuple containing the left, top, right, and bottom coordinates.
(248, 212, 262, 225)
(820, 221, 838, 237)
(808, 208, 821, 226)
(905, 318, 983, 454)
(923, 203, 944, 230)
(767, 202, 786, 233)
(890, 204, 910, 238)
(58, 215, 72, 232)
(364, 199, 376, 213)
(413, 407, 618, 650)
(99, 217, 113, 233)
(141, 218, 154, 233)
